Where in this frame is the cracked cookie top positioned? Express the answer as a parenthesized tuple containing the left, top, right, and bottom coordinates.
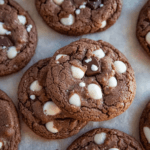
(46, 39, 136, 121)
(35, 0, 122, 35)
(67, 128, 144, 150)
(18, 58, 87, 139)
(0, 0, 37, 76)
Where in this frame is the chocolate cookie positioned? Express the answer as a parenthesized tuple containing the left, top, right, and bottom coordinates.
(46, 38, 136, 121)
(67, 128, 144, 150)
(35, 0, 122, 36)
(136, 0, 150, 56)
(139, 101, 150, 150)
(0, 90, 21, 150)
(18, 58, 87, 139)
(0, 0, 37, 76)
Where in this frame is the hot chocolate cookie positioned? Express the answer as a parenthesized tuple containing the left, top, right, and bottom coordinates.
(46, 39, 136, 121)
(0, 0, 37, 76)
(18, 58, 87, 139)
(35, 0, 122, 36)
(0, 90, 20, 150)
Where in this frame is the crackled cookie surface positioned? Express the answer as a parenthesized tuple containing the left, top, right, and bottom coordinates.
(46, 39, 136, 121)
(0, 0, 37, 76)
(18, 58, 87, 139)
(35, 0, 122, 35)
(0, 90, 20, 150)
(67, 128, 144, 150)
(139, 101, 150, 150)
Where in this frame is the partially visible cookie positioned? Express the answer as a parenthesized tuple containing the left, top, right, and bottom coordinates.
(0, 0, 37, 76)
(46, 38, 136, 121)
(67, 128, 144, 150)
(137, 0, 150, 56)
(0, 90, 20, 150)
(35, 0, 122, 36)
(18, 58, 87, 139)
(140, 101, 150, 150)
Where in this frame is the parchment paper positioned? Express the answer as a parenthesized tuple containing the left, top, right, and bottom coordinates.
(0, 0, 149, 149)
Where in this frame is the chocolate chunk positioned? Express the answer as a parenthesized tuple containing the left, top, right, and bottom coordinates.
(0, 36, 13, 48)
(83, 56, 101, 76)
(87, 0, 103, 10)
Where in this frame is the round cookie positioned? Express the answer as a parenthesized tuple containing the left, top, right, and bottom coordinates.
(35, 0, 122, 36)
(139, 101, 150, 150)
(0, 0, 37, 76)
(67, 128, 144, 150)
(46, 38, 136, 121)
(0, 90, 21, 150)
(18, 58, 87, 139)
(136, 0, 150, 56)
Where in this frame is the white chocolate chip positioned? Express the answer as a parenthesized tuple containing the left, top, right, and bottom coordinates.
(0, 22, 11, 35)
(30, 80, 42, 92)
(114, 61, 127, 73)
(109, 149, 119, 150)
(94, 132, 107, 145)
(56, 54, 67, 61)
(75, 9, 80, 15)
(7, 46, 17, 59)
(2, 46, 6, 49)
(69, 93, 81, 107)
(85, 58, 92, 63)
(100, 4, 104, 7)
(108, 77, 117, 87)
(146, 32, 150, 45)
(0, 0, 4, 5)
(30, 95, 35, 100)
(26, 24, 32, 32)
(46, 121, 58, 133)
(93, 49, 105, 59)
(18, 15, 26, 25)
(53, 0, 64, 5)
(0, 142, 2, 149)
(79, 4, 86, 9)
(143, 127, 150, 143)
(88, 84, 102, 99)
(60, 14, 75, 26)
(79, 82, 86, 87)
(71, 66, 85, 79)
(43, 101, 61, 116)
(91, 64, 98, 71)
(100, 20, 107, 28)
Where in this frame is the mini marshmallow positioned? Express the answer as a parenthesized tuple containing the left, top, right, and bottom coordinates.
(88, 84, 102, 99)
(109, 149, 119, 150)
(93, 49, 105, 59)
(146, 32, 150, 45)
(143, 127, 150, 143)
(85, 58, 92, 63)
(94, 132, 107, 145)
(0, 22, 11, 35)
(69, 93, 81, 107)
(7, 46, 17, 59)
(60, 14, 75, 26)
(46, 121, 58, 133)
(75, 9, 80, 15)
(18, 15, 26, 25)
(0, 0, 4, 5)
(108, 77, 117, 87)
(43, 101, 61, 116)
(79, 82, 86, 87)
(71, 66, 85, 79)
(30, 80, 42, 92)
(30, 95, 35, 100)
(0, 142, 3, 148)
(55, 54, 67, 61)
(114, 61, 127, 73)
(53, 0, 64, 5)
(91, 64, 98, 71)
(26, 24, 32, 32)
(100, 20, 107, 28)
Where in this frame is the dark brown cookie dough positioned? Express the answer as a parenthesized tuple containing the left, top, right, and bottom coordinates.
(136, 0, 150, 56)
(139, 101, 150, 150)
(46, 38, 136, 121)
(18, 58, 87, 139)
(0, 0, 37, 76)
(67, 128, 144, 150)
(35, 0, 122, 36)
(0, 89, 21, 150)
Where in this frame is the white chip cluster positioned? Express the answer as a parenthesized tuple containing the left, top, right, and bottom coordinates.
(71, 66, 85, 79)
(30, 80, 42, 92)
(55, 54, 68, 63)
(69, 93, 81, 107)
(60, 14, 75, 26)
(0, 22, 11, 35)
(93, 49, 105, 59)
(46, 121, 58, 133)
(53, 0, 64, 5)
(114, 61, 127, 74)
(18, 15, 27, 25)
(7, 46, 18, 59)
(94, 132, 107, 145)
(143, 126, 150, 143)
